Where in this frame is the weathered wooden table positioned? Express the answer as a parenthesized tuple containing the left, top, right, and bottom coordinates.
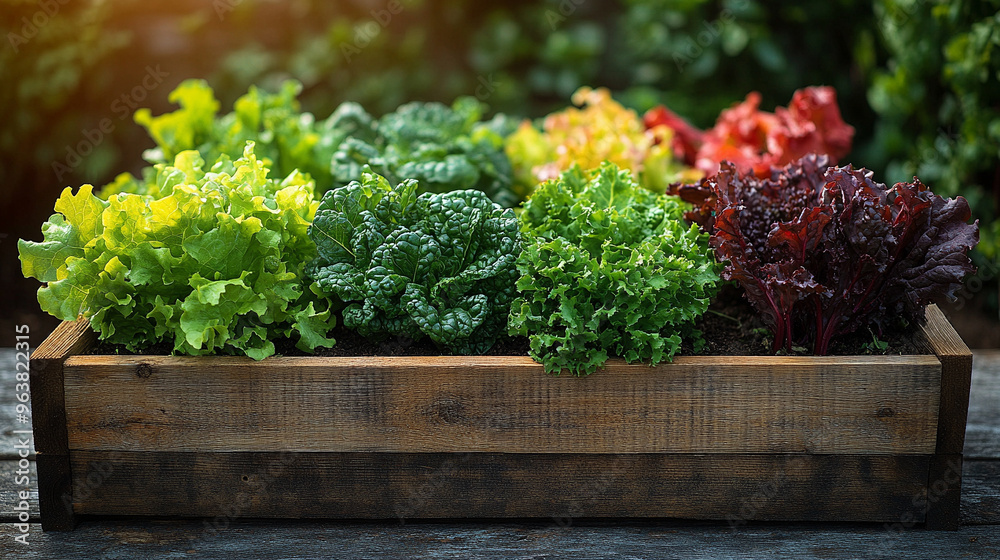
(1, 348, 998, 559)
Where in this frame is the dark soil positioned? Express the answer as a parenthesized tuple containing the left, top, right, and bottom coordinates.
(273, 328, 532, 358)
(684, 285, 926, 356)
(90, 285, 927, 358)
(91, 328, 532, 357)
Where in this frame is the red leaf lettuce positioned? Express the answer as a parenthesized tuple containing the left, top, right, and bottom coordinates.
(706, 154, 978, 354)
(645, 86, 855, 178)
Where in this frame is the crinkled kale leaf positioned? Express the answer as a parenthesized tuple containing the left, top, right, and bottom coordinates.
(307, 167, 521, 354)
(332, 97, 519, 207)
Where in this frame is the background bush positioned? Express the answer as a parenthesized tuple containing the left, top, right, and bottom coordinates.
(3, 0, 997, 339)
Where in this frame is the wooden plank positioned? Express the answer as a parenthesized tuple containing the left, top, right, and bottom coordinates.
(965, 351, 1000, 459)
(34, 453, 75, 531)
(67, 451, 931, 523)
(29, 319, 94, 455)
(0, 460, 39, 521)
(3, 521, 1000, 560)
(962, 460, 1000, 525)
(924, 454, 964, 530)
(922, 304, 974, 455)
(62, 354, 942, 454)
(920, 306, 974, 529)
(29, 319, 94, 532)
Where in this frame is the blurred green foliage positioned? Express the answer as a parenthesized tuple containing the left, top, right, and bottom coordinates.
(869, 0, 1000, 262)
(1, 0, 130, 198)
(3, 0, 997, 266)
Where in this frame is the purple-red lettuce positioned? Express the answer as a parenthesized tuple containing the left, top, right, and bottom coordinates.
(705, 154, 978, 354)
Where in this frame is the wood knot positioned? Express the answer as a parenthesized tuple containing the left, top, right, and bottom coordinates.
(135, 363, 153, 379)
(429, 397, 465, 424)
(876, 406, 895, 418)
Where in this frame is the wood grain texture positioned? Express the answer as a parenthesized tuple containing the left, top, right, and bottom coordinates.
(3, 521, 1000, 560)
(922, 305, 974, 456)
(29, 319, 93, 532)
(924, 454, 964, 530)
(3, 342, 999, 551)
(67, 451, 931, 524)
(29, 318, 93, 455)
(919, 305, 974, 530)
(62, 354, 942, 454)
(35, 453, 75, 531)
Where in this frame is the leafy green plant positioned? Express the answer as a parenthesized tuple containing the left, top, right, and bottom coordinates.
(869, 0, 1000, 261)
(332, 97, 520, 207)
(862, 330, 890, 355)
(109, 79, 372, 193)
(509, 162, 719, 375)
(306, 168, 521, 354)
(117, 80, 519, 207)
(504, 87, 697, 198)
(19, 143, 337, 359)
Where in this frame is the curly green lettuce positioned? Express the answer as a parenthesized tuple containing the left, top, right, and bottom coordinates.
(510, 162, 719, 375)
(307, 168, 521, 354)
(19, 142, 337, 359)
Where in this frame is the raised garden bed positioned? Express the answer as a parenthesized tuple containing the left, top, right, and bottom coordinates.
(30, 305, 972, 531)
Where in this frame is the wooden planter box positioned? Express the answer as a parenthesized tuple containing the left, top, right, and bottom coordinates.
(30, 305, 972, 531)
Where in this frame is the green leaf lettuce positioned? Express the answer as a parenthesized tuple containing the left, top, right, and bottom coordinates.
(510, 162, 719, 375)
(19, 142, 337, 359)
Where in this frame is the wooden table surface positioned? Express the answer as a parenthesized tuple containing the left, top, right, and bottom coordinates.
(1, 348, 997, 559)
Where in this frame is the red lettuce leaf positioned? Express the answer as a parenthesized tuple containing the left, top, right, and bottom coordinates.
(649, 86, 855, 180)
(706, 154, 977, 354)
(643, 105, 704, 166)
